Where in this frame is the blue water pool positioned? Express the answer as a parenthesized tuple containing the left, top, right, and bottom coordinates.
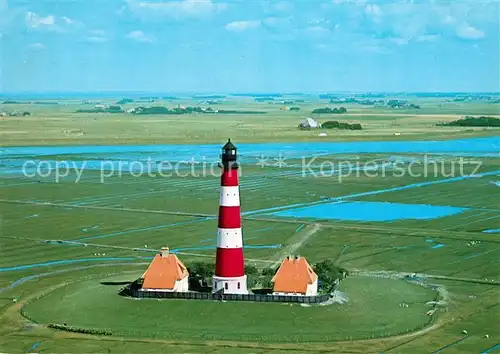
(432, 244, 445, 249)
(483, 229, 500, 233)
(269, 201, 468, 222)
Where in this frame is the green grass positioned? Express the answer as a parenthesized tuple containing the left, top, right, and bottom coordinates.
(22, 275, 435, 342)
(1, 98, 499, 146)
(1, 99, 499, 352)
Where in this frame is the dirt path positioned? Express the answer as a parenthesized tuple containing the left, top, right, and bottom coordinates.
(245, 217, 500, 244)
(348, 269, 452, 351)
(270, 223, 322, 268)
(352, 269, 500, 286)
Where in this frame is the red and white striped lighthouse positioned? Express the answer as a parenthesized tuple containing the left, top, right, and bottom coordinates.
(212, 139, 248, 294)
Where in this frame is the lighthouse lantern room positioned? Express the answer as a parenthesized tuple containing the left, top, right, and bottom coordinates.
(212, 139, 248, 294)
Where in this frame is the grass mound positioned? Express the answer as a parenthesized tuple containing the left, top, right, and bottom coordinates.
(23, 275, 437, 342)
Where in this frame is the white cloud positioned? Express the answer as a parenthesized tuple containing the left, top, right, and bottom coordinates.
(60, 16, 74, 25)
(25, 12, 57, 29)
(84, 30, 107, 43)
(437, 8, 486, 40)
(225, 20, 260, 32)
(456, 24, 485, 40)
(364, 4, 383, 24)
(365, 4, 382, 17)
(126, 30, 155, 43)
(125, 0, 226, 20)
(333, 1, 493, 44)
(29, 42, 45, 51)
(25, 12, 83, 32)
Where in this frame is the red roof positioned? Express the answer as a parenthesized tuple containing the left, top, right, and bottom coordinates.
(141, 252, 189, 290)
(271, 256, 317, 294)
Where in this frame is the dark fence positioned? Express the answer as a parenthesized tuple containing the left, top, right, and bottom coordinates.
(124, 286, 330, 304)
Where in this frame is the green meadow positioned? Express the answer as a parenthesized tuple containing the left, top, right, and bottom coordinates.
(1, 97, 499, 146)
(1, 98, 499, 353)
(22, 276, 435, 342)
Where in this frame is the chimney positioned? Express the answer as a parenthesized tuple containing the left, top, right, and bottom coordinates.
(160, 247, 170, 258)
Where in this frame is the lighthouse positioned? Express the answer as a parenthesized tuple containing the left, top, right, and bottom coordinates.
(212, 139, 248, 294)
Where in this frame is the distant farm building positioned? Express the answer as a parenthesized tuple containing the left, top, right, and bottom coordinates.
(8, 111, 31, 117)
(298, 117, 320, 129)
(281, 106, 300, 112)
(272, 256, 318, 296)
(140, 247, 189, 293)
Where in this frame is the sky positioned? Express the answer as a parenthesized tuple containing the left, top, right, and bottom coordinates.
(0, 0, 499, 93)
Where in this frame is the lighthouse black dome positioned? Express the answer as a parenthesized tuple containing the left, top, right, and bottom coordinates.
(223, 138, 236, 151)
(221, 139, 238, 169)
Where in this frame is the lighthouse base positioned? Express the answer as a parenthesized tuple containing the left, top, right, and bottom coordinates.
(212, 275, 248, 294)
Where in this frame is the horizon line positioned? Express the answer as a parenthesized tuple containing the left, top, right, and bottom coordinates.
(1, 91, 499, 96)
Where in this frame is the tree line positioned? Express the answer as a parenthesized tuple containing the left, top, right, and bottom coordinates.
(437, 116, 500, 127)
(312, 107, 347, 114)
(322, 121, 362, 130)
(187, 259, 348, 294)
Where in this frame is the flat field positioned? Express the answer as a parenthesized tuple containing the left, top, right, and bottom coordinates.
(0, 97, 499, 353)
(1, 96, 499, 146)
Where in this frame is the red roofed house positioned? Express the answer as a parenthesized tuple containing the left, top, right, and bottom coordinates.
(140, 247, 189, 293)
(271, 256, 318, 296)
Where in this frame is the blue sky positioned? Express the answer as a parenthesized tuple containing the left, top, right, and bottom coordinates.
(0, 0, 499, 93)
